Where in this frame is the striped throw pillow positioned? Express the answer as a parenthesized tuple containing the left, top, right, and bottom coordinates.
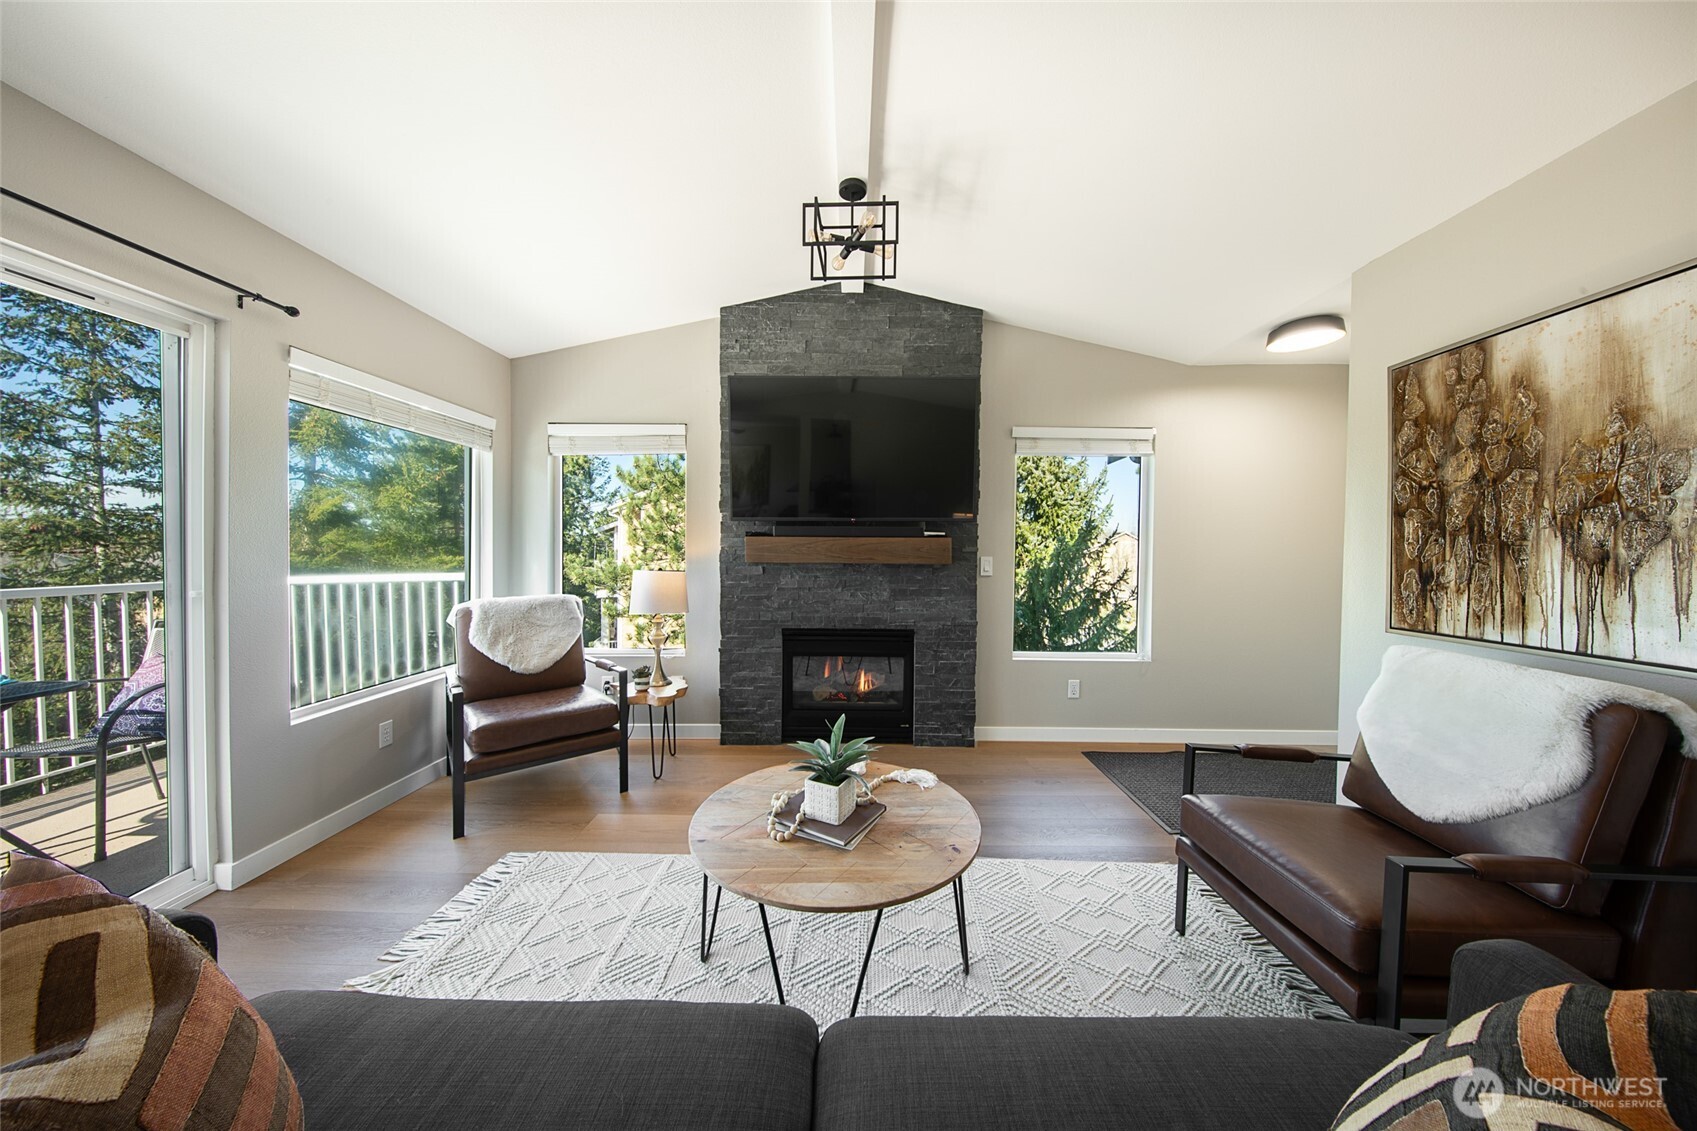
(1, 855, 302, 1129)
(1330, 982, 1695, 1130)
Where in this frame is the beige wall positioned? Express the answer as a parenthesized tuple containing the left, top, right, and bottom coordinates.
(0, 88, 514, 876)
(511, 317, 1350, 741)
(978, 324, 1347, 739)
(1338, 83, 1697, 751)
(510, 321, 723, 726)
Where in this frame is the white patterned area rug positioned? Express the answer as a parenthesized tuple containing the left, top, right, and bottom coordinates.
(348, 852, 1347, 1027)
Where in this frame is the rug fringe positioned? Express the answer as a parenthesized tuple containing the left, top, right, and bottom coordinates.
(1191, 878, 1350, 1021)
(344, 851, 535, 992)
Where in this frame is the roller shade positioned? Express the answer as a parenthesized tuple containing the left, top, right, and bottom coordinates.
(288, 348, 495, 451)
(1012, 426, 1155, 456)
(548, 423, 686, 456)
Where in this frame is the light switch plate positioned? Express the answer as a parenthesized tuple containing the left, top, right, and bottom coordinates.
(980, 556, 993, 576)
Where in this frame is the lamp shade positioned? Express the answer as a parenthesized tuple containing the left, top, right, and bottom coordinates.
(629, 570, 688, 616)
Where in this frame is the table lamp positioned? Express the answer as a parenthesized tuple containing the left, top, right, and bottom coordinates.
(629, 569, 687, 688)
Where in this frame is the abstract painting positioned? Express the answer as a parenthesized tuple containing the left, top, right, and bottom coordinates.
(1388, 263, 1696, 673)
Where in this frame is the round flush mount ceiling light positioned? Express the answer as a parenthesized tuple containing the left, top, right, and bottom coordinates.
(1266, 314, 1347, 353)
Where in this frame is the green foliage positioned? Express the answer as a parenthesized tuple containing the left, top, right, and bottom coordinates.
(561, 453, 687, 647)
(788, 715, 878, 787)
(1, 285, 164, 747)
(560, 454, 618, 644)
(1013, 455, 1138, 652)
(0, 284, 164, 586)
(287, 403, 467, 574)
(619, 455, 685, 571)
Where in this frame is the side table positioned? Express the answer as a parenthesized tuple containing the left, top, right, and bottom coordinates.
(627, 677, 687, 779)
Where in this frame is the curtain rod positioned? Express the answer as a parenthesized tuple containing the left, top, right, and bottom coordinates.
(1, 186, 301, 317)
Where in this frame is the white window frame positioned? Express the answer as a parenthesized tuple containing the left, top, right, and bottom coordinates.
(2, 241, 219, 908)
(1010, 426, 1155, 663)
(286, 348, 494, 722)
(549, 423, 688, 659)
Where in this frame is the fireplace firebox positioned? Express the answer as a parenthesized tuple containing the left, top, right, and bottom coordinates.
(781, 628, 915, 743)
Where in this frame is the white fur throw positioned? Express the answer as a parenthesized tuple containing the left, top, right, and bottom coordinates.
(449, 595, 583, 675)
(1357, 645, 1697, 824)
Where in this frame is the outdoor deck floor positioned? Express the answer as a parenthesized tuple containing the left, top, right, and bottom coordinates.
(1, 760, 170, 895)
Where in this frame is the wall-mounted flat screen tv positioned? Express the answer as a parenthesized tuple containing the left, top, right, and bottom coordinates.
(728, 376, 978, 522)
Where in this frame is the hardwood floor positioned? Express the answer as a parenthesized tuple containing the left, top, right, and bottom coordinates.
(192, 741, 1175, 997)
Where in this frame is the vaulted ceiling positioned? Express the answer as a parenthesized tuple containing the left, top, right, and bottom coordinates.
(3, 2, 1694, 365)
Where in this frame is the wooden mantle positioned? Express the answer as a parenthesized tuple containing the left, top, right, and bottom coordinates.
(743, 534, 953, 566)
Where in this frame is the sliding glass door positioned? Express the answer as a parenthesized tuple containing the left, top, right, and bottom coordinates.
(0, 269, 203, 899)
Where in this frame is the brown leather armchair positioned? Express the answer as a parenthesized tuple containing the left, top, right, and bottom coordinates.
(445, 613, 629, 839)
(1174, 705, 1697, 1026)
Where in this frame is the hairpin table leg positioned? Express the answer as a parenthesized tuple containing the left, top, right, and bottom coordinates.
(952, 876, 970, 975)
(849, 907, 885, 1017)
(757, 902, 785, 1005)
(699, 873, 723, 961)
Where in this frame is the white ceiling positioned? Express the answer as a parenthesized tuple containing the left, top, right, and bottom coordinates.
(2, 2, 1694, 366)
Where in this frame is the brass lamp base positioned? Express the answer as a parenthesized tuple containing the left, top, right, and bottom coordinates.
(649, 629, 672, 689)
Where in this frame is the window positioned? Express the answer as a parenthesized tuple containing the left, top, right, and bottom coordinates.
(1012, 427, 1153, 658)
(287, 349, 493, 710)
(550, 424, 686, 650)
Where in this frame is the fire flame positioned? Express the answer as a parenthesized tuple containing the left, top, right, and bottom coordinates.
(808, 657, 887, 702)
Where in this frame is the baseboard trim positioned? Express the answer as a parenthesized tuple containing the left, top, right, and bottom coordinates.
(668, 723, 721, 740)
(973, 726, 1340, 746)
(212, 761, 444, 890)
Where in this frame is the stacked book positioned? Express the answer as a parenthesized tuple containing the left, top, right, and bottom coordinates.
(772, 793, 886, 850)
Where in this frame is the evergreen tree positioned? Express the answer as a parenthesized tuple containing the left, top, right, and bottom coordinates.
(1013, 455, 1137, 652)
(561, 454, 620, 645)
(287, 402, 373, 570)
(287, 404, 465, 573)
(559, 454, 688, 649)
(618, 455, 685, 571)
(617, 454, 687, 647)
(0, 284, 163, 586)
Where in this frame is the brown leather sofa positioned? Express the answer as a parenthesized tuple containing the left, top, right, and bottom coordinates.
(446, 614, 628, 838)
(1175, 703, 1696, 1025)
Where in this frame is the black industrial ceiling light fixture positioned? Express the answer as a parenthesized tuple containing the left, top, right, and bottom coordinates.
(804, 177, 898, 282)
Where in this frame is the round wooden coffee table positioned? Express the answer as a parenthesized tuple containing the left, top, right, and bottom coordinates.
(689, 761, 981, 1015)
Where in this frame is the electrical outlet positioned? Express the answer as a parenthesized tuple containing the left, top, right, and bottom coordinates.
(378, 719, 394, 748)
(1066, 679, 1080, 699)
(980, 556, 994, 577)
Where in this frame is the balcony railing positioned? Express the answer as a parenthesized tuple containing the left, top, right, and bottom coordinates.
(1, 581, 162, 793)
(289, 572, 466, 709)
(4, 572, 466, 786)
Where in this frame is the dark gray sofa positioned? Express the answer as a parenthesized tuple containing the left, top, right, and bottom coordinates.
(245, 940, 1593, 1130)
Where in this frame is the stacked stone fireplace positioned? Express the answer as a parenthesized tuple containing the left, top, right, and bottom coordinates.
(719, 285, 982, 746)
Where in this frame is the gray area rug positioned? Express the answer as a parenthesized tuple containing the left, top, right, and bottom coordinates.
(1084, 749, 1337, 833)
(349, 851, 1346, 1027)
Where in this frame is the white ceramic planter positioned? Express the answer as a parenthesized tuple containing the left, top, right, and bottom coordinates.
(805, 777, 856, 826)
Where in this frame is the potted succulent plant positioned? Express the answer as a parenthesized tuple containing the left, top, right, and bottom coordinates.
(788, 715, 879, 826)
